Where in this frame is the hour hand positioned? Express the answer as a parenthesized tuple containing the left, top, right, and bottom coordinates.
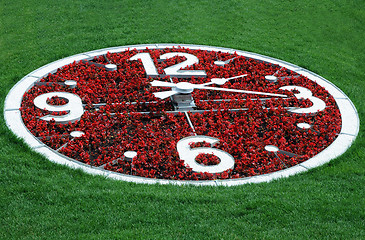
(150, 81, 179, 99)
(153, 90, 178, 99)
(202, 74, 248, 86)
(150, 80, 177, 88)
(193, 85, 287, 98)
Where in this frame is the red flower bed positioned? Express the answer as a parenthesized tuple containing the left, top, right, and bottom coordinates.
(20, 47, 341, 180)
(195, 153, 221, 166)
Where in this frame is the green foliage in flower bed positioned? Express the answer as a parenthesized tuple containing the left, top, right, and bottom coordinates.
(1, 0, 364, 239)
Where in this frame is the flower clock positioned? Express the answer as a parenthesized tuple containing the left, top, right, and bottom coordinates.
(4, 44, 359, 186)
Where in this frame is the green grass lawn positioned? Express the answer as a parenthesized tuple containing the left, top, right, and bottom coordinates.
(1, 0, 364, 239)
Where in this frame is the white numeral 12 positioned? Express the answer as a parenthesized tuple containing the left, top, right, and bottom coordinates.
(130, 52, 207, 78)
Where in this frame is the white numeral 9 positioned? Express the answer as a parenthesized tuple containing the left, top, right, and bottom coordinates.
(176, 135, 235, 174)
(33, 92, 84, 123)
(279, 86, 326, 114)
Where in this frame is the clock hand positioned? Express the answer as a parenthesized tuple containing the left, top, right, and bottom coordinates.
(150, 80, 287, 99)
(202, 74, 248, 86)
(153, 90, 179, 99)
(149, 81, 180, 99)
(150, 80, 177, 87)
(151, 74, 247, 88)
(193, 85, 287, 97)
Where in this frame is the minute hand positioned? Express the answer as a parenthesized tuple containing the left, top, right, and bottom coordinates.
(193, 85, 287, 98)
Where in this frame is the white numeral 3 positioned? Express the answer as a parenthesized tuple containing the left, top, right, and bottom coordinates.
(280, 86, 326, 114)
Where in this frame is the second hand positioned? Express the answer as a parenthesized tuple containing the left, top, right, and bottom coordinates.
(151, 80, 287, 99)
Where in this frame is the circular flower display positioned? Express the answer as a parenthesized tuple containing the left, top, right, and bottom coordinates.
(4, 44, 359, 186)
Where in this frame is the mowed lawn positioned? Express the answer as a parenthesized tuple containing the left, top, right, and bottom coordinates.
(1, 0, 364, 239)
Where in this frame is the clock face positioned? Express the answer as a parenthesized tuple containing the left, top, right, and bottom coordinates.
(5, 44, 359, 186)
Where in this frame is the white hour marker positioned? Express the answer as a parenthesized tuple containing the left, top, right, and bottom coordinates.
(83, 60, 117, 71)
(297, 122, 312, 130)
(214, 57, 237, 66)
(265, 145, 297, 157)
(265, 75, 278, 83)
(124, 151, 137, 162)
(56, 131, 85, 152)
(265, 145, 300, 168)
(105, 64, 117, 71)
(265, 145, 294, 168)
(264, 145, 280, 152)
(296, 122, 320, 134)
(64, 80, 77, 89)
(214, 61, 226, 66)
(70, 131, 85, 138)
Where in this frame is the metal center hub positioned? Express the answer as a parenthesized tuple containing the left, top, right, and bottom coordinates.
(175, 82, 194, 94)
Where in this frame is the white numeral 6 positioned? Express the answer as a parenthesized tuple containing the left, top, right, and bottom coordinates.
(176, 135, 235, 174)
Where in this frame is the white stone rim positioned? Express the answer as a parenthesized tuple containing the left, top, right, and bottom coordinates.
(4, 43, 360, 186)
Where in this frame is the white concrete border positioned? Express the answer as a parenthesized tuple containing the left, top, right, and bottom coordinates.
(4, 44, 360, 186)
